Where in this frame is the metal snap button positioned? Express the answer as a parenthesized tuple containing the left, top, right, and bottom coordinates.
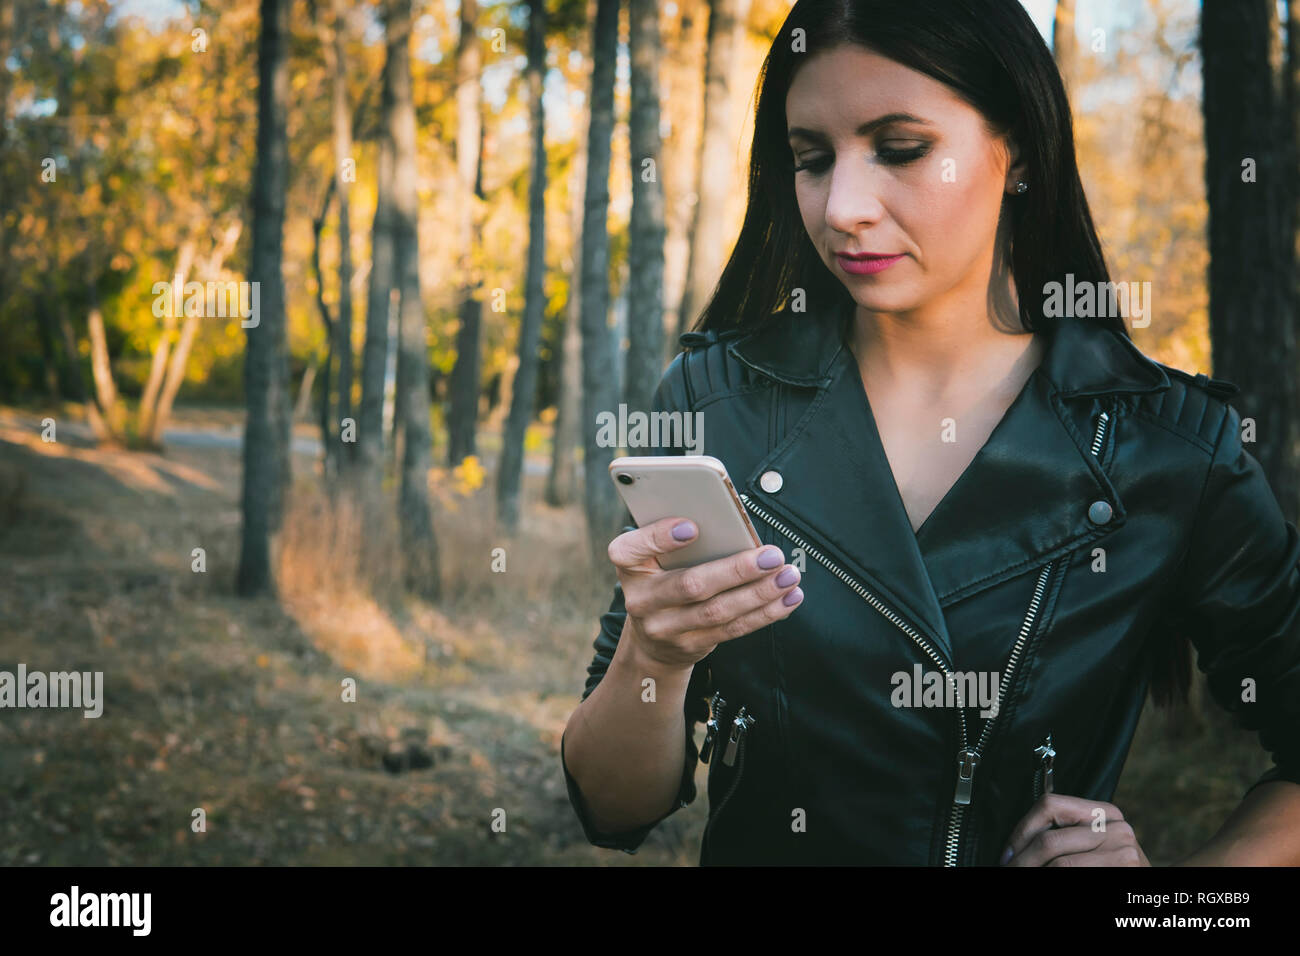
(1088, 500, 1113, 525)
(760, 470, 783, 493)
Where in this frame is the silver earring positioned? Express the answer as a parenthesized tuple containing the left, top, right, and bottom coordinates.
(1015, 181, 1028, 194)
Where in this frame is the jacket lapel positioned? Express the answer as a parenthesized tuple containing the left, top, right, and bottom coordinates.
(741, 341, 957, 659)
(723, 303, 1173, 640)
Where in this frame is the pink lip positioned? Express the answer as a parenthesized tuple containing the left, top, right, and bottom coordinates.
(836, 252, 905, 275)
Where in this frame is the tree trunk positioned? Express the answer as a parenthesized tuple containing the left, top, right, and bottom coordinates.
(238, 0, 292, 596)
(446, 0, 483, 466)
(150, 222, 242, 448)
(497, 0, 548, 535)
(328, 0, 356, 471)
(625, 0, 667, 415)
(295, 360, 318, 422)
(1200, 0, 1298, 522)
(546, 0, 597, 508)
(388, 0, 441, 601)
(311, 176, 337, 472)
(676, 0, 751, 339)
(660, 0, 704, 366)
(681, 0, 754, 340)
(87, 301, 124, 439)
(1053, 0, 1079, 90)
(148, 311, 200, 447)
(579, 0, 623, 567)
(1289, 0, 1300, 455)
(358, 18, 398, 492)
(139, 239, 196, 442)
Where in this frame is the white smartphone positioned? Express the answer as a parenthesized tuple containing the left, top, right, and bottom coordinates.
(609, 455, 762, 570)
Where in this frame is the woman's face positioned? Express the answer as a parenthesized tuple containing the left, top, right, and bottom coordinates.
(785, 45, 1022, 318)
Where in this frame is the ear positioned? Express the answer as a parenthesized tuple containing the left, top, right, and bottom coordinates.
(1003, 131, 1028, 196)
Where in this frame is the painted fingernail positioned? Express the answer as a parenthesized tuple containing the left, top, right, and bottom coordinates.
(672, 521, 697, 541)
(775, 566, 798, 588)
(782, 587, 804, 607)
(757, 547, 783, 569)
(1000, 846, 1013, 865)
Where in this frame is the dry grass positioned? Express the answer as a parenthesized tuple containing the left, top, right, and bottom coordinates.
(0, 404, 705, 866)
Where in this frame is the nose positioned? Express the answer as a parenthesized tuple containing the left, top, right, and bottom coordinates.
(824, 153, 887, 235)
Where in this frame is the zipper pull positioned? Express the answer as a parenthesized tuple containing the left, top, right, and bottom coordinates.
(1033, 734, 1055, 794)
(700, 692, 725, 764)
(722, 706, 755, 767)
(953, 748, 980, 805)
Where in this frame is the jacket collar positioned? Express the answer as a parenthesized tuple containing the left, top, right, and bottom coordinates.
(724, 300, 1171, 398)
(725, 302, 1171, 661)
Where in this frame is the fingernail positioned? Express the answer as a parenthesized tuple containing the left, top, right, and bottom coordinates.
(672, 521, 697, 541)
(782, 587, 803, 607)
(775, 566, 798, 588)
(999, 846, 1013, 865)
(757, 547, 783, 569)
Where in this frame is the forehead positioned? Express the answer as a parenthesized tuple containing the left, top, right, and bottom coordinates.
(785, 45, 971, 133)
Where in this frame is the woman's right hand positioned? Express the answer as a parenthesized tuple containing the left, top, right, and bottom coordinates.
(608, 517, 805, 670)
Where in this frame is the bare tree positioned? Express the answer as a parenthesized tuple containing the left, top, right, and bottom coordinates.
(1053, 0, 1078, 90)
(326, 0, 356, 473)
(388, 0, 441, 599)
(625, 0, 667, 414)
(497, 0, 548, 535)
(238, 0, 292, 596)
(579, 0, 623, 566)
(546, 0, 597, 508)
(358, 7, 398, 493)
(676, 0, 751, 339)
(446, 0, 483, 466)
(1200, 0, 1298, 521)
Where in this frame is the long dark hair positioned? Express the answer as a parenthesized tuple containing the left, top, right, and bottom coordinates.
(692, 0, 1190, 706)
(691, 0, 1124, 341)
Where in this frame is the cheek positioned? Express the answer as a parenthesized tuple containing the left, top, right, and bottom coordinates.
(794, 181, 823, 237)
(904, 160, 1003, 263)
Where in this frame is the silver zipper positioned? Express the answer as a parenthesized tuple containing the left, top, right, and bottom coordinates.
(1089, 410, 1110, 457)
(700, 691, 726, 765)
(1032, 733, 1056, 799)
(722, 706, 755, 767)
(739, 409, 1110, 866)
(702, 706, 753, 853)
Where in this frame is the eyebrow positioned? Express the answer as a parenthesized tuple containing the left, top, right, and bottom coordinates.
(787, 112, 934, 143)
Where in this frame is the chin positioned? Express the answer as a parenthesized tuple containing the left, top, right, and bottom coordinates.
(845, 287, 926, 315)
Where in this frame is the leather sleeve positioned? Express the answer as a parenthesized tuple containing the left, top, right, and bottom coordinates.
(1171, 403, 1300, 796)
(560, 349, 712, 853)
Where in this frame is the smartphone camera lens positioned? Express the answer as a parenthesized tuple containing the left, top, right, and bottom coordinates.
(617, 474, 634, 485)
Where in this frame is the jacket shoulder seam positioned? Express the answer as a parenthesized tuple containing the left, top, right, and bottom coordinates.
(677, 340, 758, 409)
(1127, 407, 1218, 455)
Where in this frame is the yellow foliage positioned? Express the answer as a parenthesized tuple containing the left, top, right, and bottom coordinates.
(452, 455, 485, 495)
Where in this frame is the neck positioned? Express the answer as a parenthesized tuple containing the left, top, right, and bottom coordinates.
(848, 263, 1039, 402)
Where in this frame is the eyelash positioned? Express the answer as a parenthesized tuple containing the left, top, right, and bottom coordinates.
(792, 145, 931, 173)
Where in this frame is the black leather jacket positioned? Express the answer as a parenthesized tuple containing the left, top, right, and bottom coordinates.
(561, 303, 1300, 865)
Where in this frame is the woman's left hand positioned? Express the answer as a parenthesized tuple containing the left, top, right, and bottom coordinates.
(1001, 793, 1151, 866)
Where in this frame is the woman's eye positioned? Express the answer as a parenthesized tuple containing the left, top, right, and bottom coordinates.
(793, 143, 931, 174)
(793, 155, 832, 174)
(877, 143, 931, 165)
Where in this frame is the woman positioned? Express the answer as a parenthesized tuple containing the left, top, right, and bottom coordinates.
(560, 0, 1300, 865)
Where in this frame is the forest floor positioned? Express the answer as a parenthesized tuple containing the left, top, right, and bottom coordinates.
(0, 402, 1276, 865)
